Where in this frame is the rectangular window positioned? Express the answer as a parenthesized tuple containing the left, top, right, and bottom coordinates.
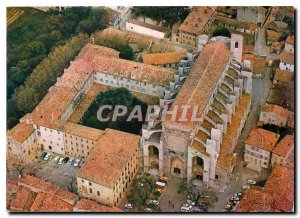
(89, 188, 92, 193)
(97, 191, 100, 196)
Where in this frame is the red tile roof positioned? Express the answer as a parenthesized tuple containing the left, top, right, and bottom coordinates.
(30, 192, 73, 212)
(9, 186, 37, 211)
(280, 53, 294, 65)
(14, 43, 174, 133)
(245, 128, 280, 152)
(164, 42, 231, 130)
(235, 188, 275, 212)
(267, 30, 282, 42)
(19, 175, 78, 205)
(285, 35, 294, 45)
(77, 128, 140, 188)
(8, 176, 122, 212)
(273, 69, 294, 84)
(261, 103, 290, 117)
(272, 135, 294, 157)
(63, 122, 103, 141)
(7, 123, 34, 143)
(287, 112, 294, 128)
(73, 199, 122, 212)
(142, 51, 186, 65)
(179, 7, 216, 35)
(236, 165, 294, 212)
(19, 175, 59, 194)
(127, 19, 168, 33)
(264, 165, 294, 212)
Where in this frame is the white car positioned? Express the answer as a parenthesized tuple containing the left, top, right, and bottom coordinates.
(144, 208, 152, 212)
(242, 185, 250, 190)
(225, 204, 232, 209)
(44, 153, 51, 161)
(187, 199, 196, 206)
(182, 204, 193, 209)
(137, 182, 144, 187)
(237, 192, 243, 197)
(181, 204, 192, 212)
(124, 203, 133, 209)
(53, 156, 60, 163)
(231, 196, 240, 201)
(247, 179, 256, 185)
(73, 159, 81, 167)
(68, 158, 75, 165)
(152, 200, 159, 205)
(58, 157, 64, 165)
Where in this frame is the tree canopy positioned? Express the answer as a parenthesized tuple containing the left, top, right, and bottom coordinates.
(82, 88, 147, 134)
(211, 27, 231, 38)
(7, 33, 89, 129)
(131, 7, 190, 28)
(91, 30, 134, 60)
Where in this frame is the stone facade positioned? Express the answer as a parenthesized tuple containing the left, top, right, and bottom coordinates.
(141, 41, 253, 192)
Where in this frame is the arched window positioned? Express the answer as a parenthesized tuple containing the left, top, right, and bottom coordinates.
(235, 41, 239, 48)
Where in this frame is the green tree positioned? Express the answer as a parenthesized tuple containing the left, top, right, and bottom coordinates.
(49, 30, 62, 43)
(13, 33, 89, 115)
(131, 7, 190, 28)
(27, 41, 46, 57)
(211, 27, 231, 38)
(75, 19, 95, 34)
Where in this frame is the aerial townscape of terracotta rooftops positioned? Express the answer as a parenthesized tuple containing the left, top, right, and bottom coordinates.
(6, 6, 294, 213)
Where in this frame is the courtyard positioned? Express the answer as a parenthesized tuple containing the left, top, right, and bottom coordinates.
(7, 152, 80, 193)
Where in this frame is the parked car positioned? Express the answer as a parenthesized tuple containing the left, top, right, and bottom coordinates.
(58, 157, 64, 165)
(181, 204, 192, 212)
(144, 208, 152, 212)
(124, 203, 133, 209)
(73, 159, 81, 167)
(225, 204, 232, 209)
(123, 207, 130, 212)
(242, 185, 250, 190)
(151, 200, 159, 206)
(53, 156, 60, 163)
(191, 207, 202, 212)
(187, 199, 196, 206)
(155, 188, 163, 193)
(40, 152, 47, 159)
(159, 176, 169, 182)
(237, 192, 243, 197)
(63, 157, 69, 163)
(247, 179, 256, 185)
(137, 182, 144, 187)
(231, 196, 240, 201)
(68, 158, 74, 165)
(44, 153, 51, 161)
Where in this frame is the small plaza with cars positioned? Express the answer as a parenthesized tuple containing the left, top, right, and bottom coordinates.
(31, 151, 84, 189)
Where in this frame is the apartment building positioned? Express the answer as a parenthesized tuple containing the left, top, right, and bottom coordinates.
(142, 51, 190, 68)
(77, 129, 140, 207)
(178, 6, 216, 46)
(126, 19, 168, 39)
(8, 43, 174, 161)
(279, 53, 294, 72)
(236, 165, 294, 212)
(244, 128, 280, 170)
(259, 103, 290, 128)
(271, 135, 294, 168)
(7, 123, 37, 162)
(63, 123, 103, 159)
(284, 35, 294, 54)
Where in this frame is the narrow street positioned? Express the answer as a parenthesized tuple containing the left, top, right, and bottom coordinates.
(159, 177, 187, 212)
